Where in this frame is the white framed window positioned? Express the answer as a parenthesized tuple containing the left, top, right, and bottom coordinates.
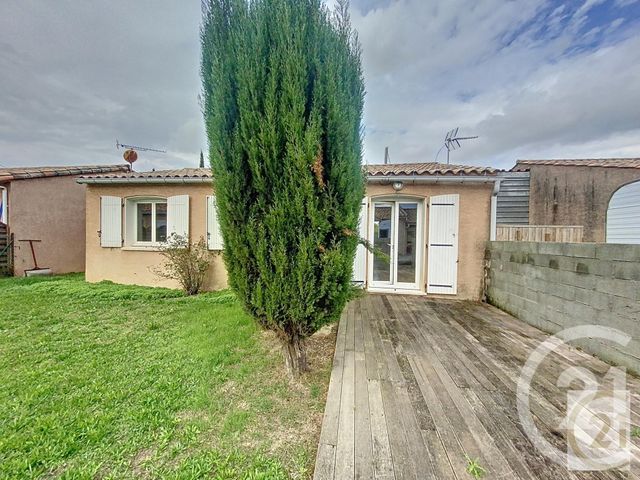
(125, 197, 168, 246)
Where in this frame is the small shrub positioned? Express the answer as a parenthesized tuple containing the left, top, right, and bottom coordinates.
(465, 455, 486, 479)
(153, 235, 214, 295)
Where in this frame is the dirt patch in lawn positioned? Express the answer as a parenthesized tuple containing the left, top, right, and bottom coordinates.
(243, 323, 337, 476)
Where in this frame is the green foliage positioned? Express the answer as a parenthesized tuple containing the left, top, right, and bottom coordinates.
(201, 0, 365, 372)
(0, 275, 330, 478)
(465, 455, 486, 479)
(153, 235, 214, 295)
(631, 426, 640, 438)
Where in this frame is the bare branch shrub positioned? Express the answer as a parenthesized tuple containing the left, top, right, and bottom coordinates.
(152, 235, 213, 295)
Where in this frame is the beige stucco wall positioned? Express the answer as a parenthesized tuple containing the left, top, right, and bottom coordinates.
(365, 182, 494, 300)
(85, 180, 492, 299)
(7, 176, 86, 276)
(85, 184, 228, 291)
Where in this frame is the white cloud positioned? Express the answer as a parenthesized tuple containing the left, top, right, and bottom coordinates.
(349, 0, 640, 168)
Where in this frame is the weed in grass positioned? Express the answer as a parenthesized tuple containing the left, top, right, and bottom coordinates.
(465, 455, 486, 479)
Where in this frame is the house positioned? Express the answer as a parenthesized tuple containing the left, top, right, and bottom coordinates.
(80, 162, 500, 299)
(511, 158, 640, 243)
(77, 168, 228, 291)
(359, 162, 500, 299)
(0, 165, 129, 276)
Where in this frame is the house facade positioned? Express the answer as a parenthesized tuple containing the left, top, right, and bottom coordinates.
(0, 165, 129, 276)
(78, 169, 227, 291)
(80, 162, 500, 300)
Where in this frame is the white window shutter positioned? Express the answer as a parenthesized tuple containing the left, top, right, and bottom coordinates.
(427, 194, 459, 295)
(100, 196, 122, 247)
(207, 196, 224, 250)
(167, 195, 190, 240)
(352, 198, 368, 283)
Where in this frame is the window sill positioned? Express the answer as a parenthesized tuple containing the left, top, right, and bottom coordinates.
(122, 245, 163, 252)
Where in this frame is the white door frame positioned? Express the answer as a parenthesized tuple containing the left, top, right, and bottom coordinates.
(368, 198, 424, 292)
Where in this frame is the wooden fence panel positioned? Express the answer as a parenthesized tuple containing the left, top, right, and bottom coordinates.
(496, 225, 584, 243)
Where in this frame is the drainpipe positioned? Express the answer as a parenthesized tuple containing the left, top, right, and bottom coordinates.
(490, 179, 502, 241)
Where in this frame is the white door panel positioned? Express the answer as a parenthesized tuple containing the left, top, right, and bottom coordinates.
(427, 194, 459, 295)
(352, 199, 368, 283)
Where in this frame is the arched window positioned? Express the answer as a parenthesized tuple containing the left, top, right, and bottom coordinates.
(606, 180, 640, 244)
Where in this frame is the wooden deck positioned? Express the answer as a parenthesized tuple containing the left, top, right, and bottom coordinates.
(314, 294, 640, 479)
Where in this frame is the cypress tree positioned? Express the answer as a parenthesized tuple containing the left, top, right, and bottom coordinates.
(201, 0, 365, 377)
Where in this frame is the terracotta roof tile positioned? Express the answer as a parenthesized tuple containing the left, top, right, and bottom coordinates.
(0, 165, 130, 183)
(513, 158, 640, 171)
(366, 162, 499, 177)
(81, 167, 213, 180)
(78, 167, 213, 184)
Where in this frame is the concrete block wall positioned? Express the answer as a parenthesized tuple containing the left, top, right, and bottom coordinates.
(486, 241, 640, 374)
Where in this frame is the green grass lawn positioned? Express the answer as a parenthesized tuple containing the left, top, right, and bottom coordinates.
(0, 275, 334, 479)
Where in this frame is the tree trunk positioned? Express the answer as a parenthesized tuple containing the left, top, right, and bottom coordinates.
(282, 335, 309, 380)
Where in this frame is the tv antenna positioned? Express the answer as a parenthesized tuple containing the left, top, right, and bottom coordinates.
(116, 139, 166, 171)
(435, 128, 478, 164)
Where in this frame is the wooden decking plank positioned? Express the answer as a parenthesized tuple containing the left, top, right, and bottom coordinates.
(313, 444, 336, 480)
(335, 350, 356, 479)
(462, 387, 560, 480)
(345, 300, 356, 352)
(317, 304, 348, 448)
(379, 378, 417, 480)
(361, 295, 380, 380)
(403, 321, 515, 478)
(440, 302, 588, 479)
(412, 304, 588, 478)
(367, 378, 395, 479)
(408, 356, 469, 478)
(404, 299, 490, 395)
(364, 296, 390, 381)
(405, 297, 500, 391)
(354, 350, 374, 480)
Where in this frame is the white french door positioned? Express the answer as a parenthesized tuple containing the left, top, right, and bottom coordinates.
(369, 199, 423, 290)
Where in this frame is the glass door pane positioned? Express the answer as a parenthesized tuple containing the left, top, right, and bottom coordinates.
(396, 203, 418, 284)
(372, 204, 393, 283)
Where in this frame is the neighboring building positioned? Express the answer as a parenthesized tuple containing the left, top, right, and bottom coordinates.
(80, 162, 500, 300)
(512, 158, 640, 243)
(0, 165, 129, 276)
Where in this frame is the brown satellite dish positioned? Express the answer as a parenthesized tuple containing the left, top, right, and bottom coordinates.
(123, 149, 138, 165)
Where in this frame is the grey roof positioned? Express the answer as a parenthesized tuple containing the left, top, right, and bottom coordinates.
(513, 158, 640, 171)
(77, 168, 213, 184)
(1, 165, 129, 183)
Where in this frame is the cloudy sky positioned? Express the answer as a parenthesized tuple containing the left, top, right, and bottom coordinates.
(1, 0, 639, 171)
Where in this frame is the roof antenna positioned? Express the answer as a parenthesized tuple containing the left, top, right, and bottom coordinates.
(384, 146, 390, 165)
(116, 139, 166, 171)
(436, 128, 478, 164)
